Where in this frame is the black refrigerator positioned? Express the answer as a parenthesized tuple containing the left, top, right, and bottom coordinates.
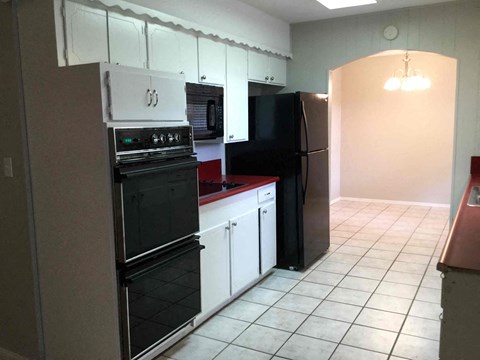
(226, 92, 330, 271)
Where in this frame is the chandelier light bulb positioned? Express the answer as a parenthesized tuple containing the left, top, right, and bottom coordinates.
(384, 52, 431, 92)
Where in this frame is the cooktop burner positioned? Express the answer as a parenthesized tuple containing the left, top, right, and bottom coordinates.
(198, 181, 244, 197)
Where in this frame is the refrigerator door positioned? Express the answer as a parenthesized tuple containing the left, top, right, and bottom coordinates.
(226, 94, 303, 270)
(298, 92, 329, 152)
(301, 149, 330, 267)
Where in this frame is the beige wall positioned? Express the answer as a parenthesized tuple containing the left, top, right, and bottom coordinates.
(289, 1, 480, 215)
(0, 2, 42, 359)
(329, 68, 342, 202)
(337, 52, 456, 204)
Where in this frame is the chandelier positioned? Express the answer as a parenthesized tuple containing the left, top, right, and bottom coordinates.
(384, 52, 431, 92)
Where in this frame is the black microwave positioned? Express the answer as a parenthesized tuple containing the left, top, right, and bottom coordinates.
(186, 82, 224, 141)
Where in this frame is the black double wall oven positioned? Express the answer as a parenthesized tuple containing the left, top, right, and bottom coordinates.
(109, 126, 203, 360)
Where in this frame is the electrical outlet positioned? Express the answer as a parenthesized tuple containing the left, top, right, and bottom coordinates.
(3, 157, 13, 178)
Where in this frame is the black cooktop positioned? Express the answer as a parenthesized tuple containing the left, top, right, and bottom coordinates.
(198, 181, 244, 197)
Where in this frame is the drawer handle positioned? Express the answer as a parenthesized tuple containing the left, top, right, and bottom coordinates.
(265, 192, 270, 196)
(146, 89, 153, 106)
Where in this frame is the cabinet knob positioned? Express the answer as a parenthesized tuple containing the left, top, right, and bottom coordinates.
(201, 75, 207, 80)
(263, 209, 268, 214)
(229, 134, 234, 139)
(232, 222, 238, 227)
(225, 226, 230, 231)
(180, 71, 185, 74)
(270, 76, 274, 81)
(265, 76, 269, 81)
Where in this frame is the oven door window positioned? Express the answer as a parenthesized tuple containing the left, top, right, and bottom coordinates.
(119, 158, 199, 262)
(123, 239, 203, 359)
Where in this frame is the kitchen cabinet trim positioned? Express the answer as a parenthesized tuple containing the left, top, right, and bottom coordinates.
(80, 0, 292, 58)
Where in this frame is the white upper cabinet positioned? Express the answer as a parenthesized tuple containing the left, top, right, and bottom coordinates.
(247, 50, 287, 86)
(64, 1, 109, 65)
(225, 45, 248, 143)
(268, 56, 287, 86)
(198, 37, 226, 85)
(148, 24, 199, 83)
(108, 13, 147, 69)
(106, 67, 186, 122)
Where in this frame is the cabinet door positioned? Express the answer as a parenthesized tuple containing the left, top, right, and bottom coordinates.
(148, 24, 199, 83)
(199, 223, 231, 317)
(268, 56, 287, 86)
(247, 50, 269, 83)
(198, 37, 226, 85)
(230, 210, 260, 294)
(260, 203, 277, 274)
(150, 74, 187, 122)
(225, 46, 248, 143)
(64, 1, 108, 65)
(108, 71, 152, 121)
(148, 23, 182, 74)
(108, 12, 147, 68)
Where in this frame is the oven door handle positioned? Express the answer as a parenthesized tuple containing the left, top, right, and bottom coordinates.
(116, 158, 200, 180)
(123, 241, 205, 284)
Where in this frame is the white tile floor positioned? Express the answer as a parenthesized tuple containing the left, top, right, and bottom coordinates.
(160, 200, 449, 360)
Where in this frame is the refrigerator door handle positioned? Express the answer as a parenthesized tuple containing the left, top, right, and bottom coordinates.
(301, 100, 309, 153)
(302, 153, 309, 205)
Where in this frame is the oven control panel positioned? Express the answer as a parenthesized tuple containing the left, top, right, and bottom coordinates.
(113, 126, 193, 154)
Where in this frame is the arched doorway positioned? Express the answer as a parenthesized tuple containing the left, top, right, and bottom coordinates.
(329, 50, 457, 206)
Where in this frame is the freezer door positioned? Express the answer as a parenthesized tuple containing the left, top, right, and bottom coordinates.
(298, 93, 329, 152)
(301, 149, 330, 267)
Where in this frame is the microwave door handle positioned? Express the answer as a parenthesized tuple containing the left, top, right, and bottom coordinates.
(206, 100, 216, 130)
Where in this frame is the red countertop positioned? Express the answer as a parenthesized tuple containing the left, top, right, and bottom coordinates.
(199, 175, 279, 206)
(438, 157, 480, 272)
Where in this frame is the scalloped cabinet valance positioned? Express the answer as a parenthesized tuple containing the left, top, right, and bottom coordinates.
(85, 0, 292, 58)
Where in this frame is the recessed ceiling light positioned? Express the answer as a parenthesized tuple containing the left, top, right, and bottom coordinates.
(317, 0, 377, 10)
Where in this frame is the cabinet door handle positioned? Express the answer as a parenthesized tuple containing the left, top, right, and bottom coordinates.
(265, 76, 269, 81)
(201, 75, 207, 80)
(153, 90, 159, 107)
(262, 209, 268, 215)
(146, 89, 153, 106)
(439, 312, 443, 320)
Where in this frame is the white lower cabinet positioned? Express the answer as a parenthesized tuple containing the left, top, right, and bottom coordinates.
(198, 183, 276, 320)
(199, 223, 231, 317)
(230, 210, 260, 294)
(260, 202, 277, 274)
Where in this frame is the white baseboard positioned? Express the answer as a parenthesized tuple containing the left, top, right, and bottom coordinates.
(338, 197, 450, 208)
(330, 197, 341, 205)
(0, 348, 28, 360)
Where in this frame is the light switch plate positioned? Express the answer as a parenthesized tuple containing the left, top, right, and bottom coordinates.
(3, 157, 13, 178)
